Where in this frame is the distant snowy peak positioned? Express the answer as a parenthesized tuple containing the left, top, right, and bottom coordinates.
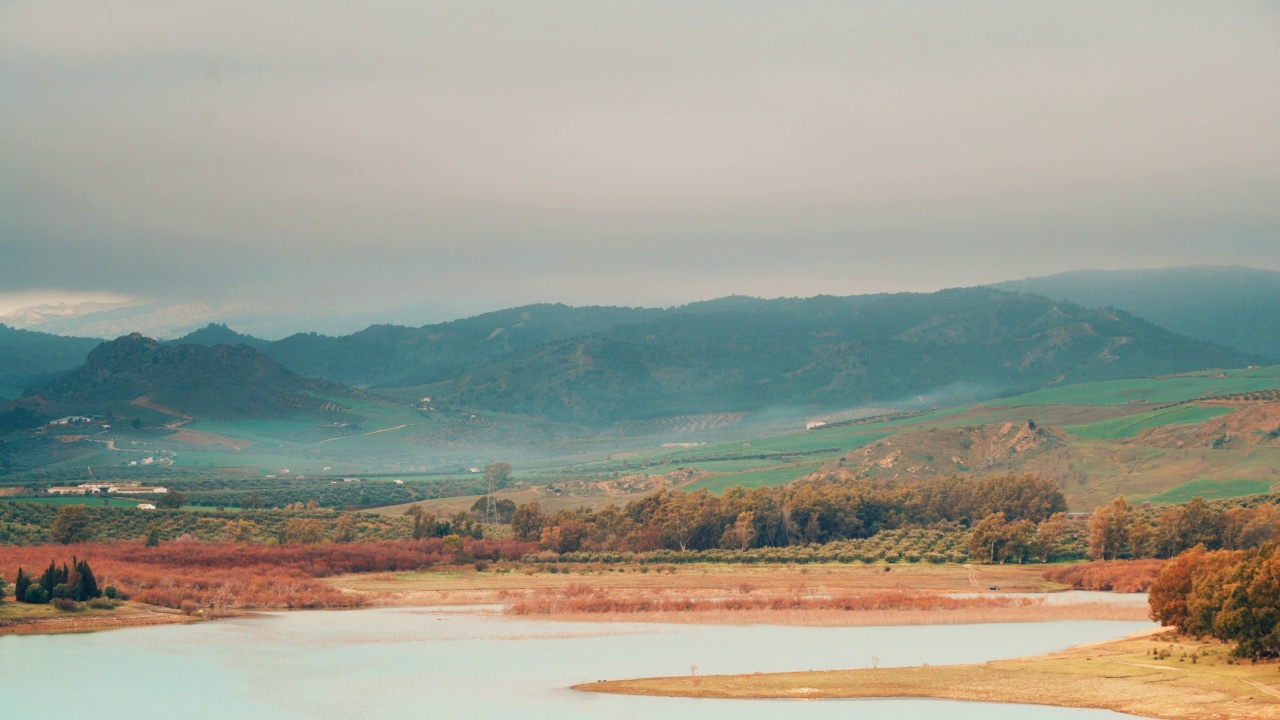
(2, 300, 143, 328)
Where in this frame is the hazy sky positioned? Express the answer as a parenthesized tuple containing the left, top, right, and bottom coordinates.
(3, 1, 1279, 321)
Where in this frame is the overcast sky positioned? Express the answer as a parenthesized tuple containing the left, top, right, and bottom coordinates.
(2, 1, 1279, 322)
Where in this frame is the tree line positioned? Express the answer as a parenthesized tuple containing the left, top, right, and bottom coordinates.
(500, 473, 1066, 554)
(1087, 495, 1280, 561)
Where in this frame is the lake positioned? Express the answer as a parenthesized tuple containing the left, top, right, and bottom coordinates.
(0, 607, 1153, 719)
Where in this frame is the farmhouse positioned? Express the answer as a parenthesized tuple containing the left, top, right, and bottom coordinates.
(110, 485, 169, 495)
(48, 486, 91, 495)
(75, 481, 170, 495)
(49, 416, 93, 426)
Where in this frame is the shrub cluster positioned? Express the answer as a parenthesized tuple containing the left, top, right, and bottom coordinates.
(11, 558, 101, 604)
(1149, 544, 1280, 658)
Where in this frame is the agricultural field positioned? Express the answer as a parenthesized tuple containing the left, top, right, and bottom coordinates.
(1144, 477, 1276, 504)
(986, 368, 1280, 407)
(1065, 403, 1235, 439)
(8, 367, 1280, 515)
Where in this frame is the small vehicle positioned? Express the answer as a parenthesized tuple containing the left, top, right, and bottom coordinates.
(987, 585, 1000, 591)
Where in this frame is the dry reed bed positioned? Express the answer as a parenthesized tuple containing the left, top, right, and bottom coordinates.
(504, 584, 1150, 624)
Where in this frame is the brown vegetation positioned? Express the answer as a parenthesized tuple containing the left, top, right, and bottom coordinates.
(509, 587, 1031, 615)
(1042, 558, 1166, 592)
(0, 537, 535, 612)
(1150, 544, 1280, 658)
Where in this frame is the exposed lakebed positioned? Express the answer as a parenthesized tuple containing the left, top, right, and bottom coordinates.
(1, 606, 1153, 719)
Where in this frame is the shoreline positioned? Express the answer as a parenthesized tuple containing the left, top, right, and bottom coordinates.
(576, 627, 1280, 720)
(3, 562, 1149, 635)
(0, 602, 199, 636)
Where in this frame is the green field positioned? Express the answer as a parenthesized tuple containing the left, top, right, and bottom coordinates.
(988, 374, 1280, 407)
(1066, 404, 1235, 439)
(5, 496, 143, 508)
(1145, 478, 1275, 504)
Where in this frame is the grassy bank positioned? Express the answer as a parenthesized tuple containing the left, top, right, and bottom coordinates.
(578, 628, 1280, 720)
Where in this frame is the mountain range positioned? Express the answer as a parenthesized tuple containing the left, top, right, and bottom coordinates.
(3, 283, 1265, 428)
(995, 265, 1280, 358)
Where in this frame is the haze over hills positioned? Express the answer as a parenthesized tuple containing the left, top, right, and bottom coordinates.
(995, 266, 1280, 359)
(2, 282, 1267, 429)
(155, 288, 1263, 425)
(0, 289, 1274, 492)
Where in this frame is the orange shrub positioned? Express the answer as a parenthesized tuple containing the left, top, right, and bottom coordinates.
(0, 537, 536, 611)
(1042, 559, 1165, 592)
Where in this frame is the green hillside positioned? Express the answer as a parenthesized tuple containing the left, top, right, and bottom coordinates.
(0, 324, 101, 394)
(419, 289, 1261, 424)
(996, 266, 1280, 358)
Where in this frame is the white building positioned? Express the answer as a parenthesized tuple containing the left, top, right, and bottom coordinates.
(108, 486, 169, 495)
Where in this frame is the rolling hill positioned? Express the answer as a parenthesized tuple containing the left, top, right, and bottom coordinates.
(416, 289, 1262, 424)
(175, 303, 665, 388)
(995, 266, 1280, 358)
(22, 333, 353, 421)
(163, 289, 1265, 426)
(0, 324, 102, 400)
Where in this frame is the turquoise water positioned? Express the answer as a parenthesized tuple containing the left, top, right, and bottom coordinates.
(0, 608, 1152, 719)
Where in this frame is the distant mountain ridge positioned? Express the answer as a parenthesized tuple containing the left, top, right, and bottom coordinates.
(163, 289, 1266, 425)
(412, 289, 1261, 423)
(6, 283, 1266, 427)
(995, 266, 1280, 358)
(0, 324, 102, 397)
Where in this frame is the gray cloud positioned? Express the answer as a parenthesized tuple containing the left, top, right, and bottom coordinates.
(2, 1, 1278, 321)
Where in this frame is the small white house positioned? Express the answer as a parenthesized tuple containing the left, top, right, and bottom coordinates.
(137, 503, 156, 510)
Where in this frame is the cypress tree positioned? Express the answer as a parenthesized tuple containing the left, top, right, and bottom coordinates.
(40, 561, 60, 596)
(14, 568, 30, 605)
(75, 559, 100, 600)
